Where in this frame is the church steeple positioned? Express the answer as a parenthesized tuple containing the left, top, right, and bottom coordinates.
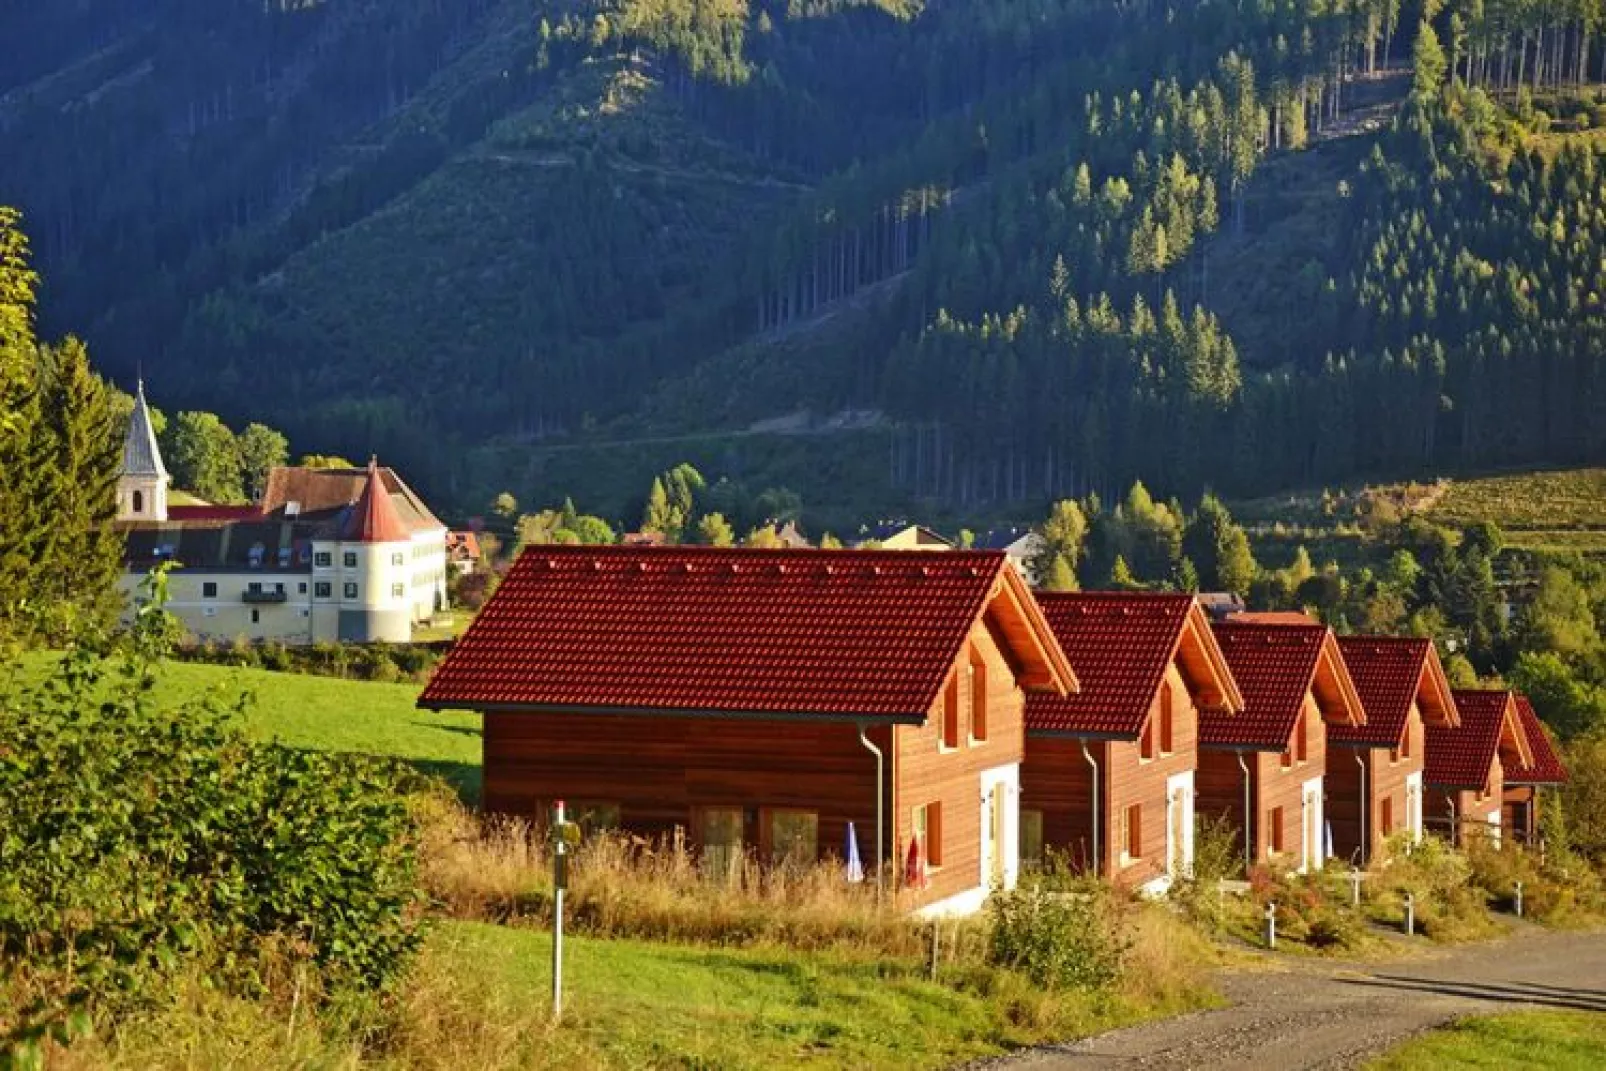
(118, 380, 169, 522)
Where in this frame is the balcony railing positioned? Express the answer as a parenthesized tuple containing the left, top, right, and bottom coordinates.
(241, 589, 288, 604)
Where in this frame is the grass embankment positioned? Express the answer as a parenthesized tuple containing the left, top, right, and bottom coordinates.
(7, 653, 482, 799)
(1368, 1011, 1606, 1070)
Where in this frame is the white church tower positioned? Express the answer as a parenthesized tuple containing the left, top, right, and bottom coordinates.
(117, 381, 169, 522)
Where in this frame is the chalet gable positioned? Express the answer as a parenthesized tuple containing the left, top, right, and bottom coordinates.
(1333, 635, 1459, 752)
(1204, 622, 1364, 752)
(1429, 690, 1534, 790)
(1027, 593, 1242, 740)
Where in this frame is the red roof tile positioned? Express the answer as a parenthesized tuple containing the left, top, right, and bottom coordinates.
(1204, 621, 1334, 749)
(1510, 696, 1569, 785)
(1027, 593, 1230, 738)
(166, 504, 264, 522)
(1428, 690, 1526, 789)
(419, 546, 1072, 719)
(1333, 636, 1437, 748)
(342, 459, 412, 543)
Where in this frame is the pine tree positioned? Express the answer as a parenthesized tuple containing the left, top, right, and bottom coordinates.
(33, 336, 121, 634)
(1413, 20, 1448, 98)
(1110, 555, 1141, 590)
(641, 477, 675, 538)
(1043, 553, 1079, 592)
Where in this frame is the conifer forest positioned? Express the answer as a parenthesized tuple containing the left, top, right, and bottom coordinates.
(5, 0, 1606, 516)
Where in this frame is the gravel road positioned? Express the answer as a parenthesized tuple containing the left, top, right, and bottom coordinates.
(996, 923, 1606, 1070)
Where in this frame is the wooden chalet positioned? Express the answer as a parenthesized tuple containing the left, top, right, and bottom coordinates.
(1502, 695, 1568, 845)
(1021, 593, 1242, 892)
(418, 546, 1076, 916)
(1427, 689, 1534, 846)
(1328, 636, 1460, 865)
(1198, 621, 1366, 872)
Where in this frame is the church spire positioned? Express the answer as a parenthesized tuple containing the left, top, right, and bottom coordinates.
(121, 380, 168, 480)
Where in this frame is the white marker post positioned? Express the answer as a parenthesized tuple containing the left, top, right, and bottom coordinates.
(553, 799, 567, 1019)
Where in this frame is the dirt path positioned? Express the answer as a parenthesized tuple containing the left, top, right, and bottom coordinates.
(998, 924, 1606, 1069)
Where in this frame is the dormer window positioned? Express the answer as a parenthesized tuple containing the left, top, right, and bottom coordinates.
(247, 542, 265, 568)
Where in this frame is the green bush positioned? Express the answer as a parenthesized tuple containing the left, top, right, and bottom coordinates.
(0, 573, 423, 1059)
(987, 870, 1127, 991)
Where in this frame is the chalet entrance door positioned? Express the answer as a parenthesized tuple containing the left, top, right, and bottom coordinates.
(988, 787, 1007, 887)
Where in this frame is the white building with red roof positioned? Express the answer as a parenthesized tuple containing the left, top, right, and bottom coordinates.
(115, 389, 448, 644)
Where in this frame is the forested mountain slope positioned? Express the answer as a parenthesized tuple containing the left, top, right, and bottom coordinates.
(4, 0, 1606, 518)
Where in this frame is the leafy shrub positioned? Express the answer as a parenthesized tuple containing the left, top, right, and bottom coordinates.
(1170, 812, 1243, 928)
(987, 871, 1127, 991)
(0, 574, 423, 1058)
(1366, 834, 1496, 940)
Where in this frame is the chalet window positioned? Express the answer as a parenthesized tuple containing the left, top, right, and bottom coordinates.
(1380, 796, 1394, 834)
(202, 582, 217, 598)
(314, 552, 331, 568)
(912, 801, 943, 868)
(764, 809, 819, 868)
(1121, 804, 1142, 863)
(250, 609, 261, 625)
(1140, 717, 1156, 762)
(1019, 809, 1044, 868)
(969, 652, 988, 743)
(1294, 710, 1308, 764)
(315, 582, 331, 598)
(940, 673, 961, 750)
(1269, 807, 1285, 855)
(700, 807, 744, 879)
(344, 582, 358, 599)
(298, 582, 307, 594)
(1159, 681, 1174, 756)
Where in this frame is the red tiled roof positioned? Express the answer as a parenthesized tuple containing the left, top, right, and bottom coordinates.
(1027, 593, 1217, 738)
(342, 460, 412, 543)
(1510, 696, 1569, 785)
(1333, 636, 1435, 748)
(1229, 611, 1321, 625)
(1203, 621, 1332, 749)
(166, 504, 263, 522)
(1428, 690, 1523, 789)
(419, 547, 1072, 719)
(447, 530, 482, 561)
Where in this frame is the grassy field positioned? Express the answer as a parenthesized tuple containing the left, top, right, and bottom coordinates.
(1428, 468, 1606, 531)
(9, 653, 483, 799)
(1368, 1010, 1606, 1070)
(73, 918, 1215, 1070)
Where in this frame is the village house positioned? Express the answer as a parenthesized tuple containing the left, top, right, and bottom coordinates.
(1328, 636, 1460, 864)
(418, 546, 1077, 916)
(852, 522, 954, 550)
(1426, 689, 1534, 846)
(1503, 696, 1569, 845)
(1020, 593, 1242, 893)
(1197, 620, 1366, 872)
(115, 384, 449, 644)
(974, 527, 1044, 581)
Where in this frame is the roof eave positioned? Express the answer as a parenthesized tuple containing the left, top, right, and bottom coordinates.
(417, 698, 925, 724)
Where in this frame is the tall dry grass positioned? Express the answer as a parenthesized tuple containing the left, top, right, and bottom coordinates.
(418, 795, 928, 956)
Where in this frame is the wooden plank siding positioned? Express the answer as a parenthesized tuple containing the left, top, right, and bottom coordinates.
(894, 613, 1027, 909)
(1326, 701, 1426, 865)
(1502, 785, 1538, 844)
(1197, 693, 1328, 868)
(1427, 755, 1505, 845)
(1023, 662, 1199, 888)
(483, 711, 891, 865)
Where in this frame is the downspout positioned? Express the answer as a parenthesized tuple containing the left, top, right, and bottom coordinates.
(1354, 749, 1368, 864)
(857, 723, 884, 895)
(1447, 796, 1458, 848)
(1080, 740, 1101, 874)
(1237, 750, 1253, 868)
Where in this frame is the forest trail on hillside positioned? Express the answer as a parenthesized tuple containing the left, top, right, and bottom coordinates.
(995, 923, 1606, 1070)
